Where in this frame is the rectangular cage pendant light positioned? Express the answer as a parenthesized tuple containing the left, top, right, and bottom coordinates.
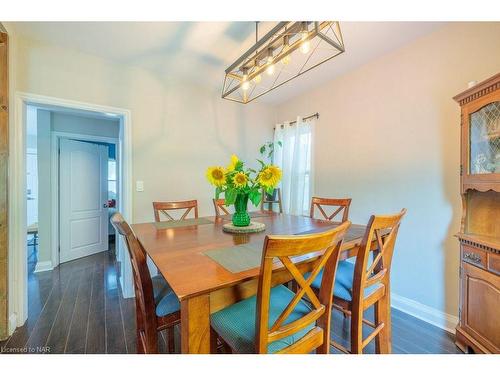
(222, 21, 345, 104)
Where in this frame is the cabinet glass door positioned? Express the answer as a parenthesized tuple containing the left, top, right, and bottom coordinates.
(469, 101, 500, 175)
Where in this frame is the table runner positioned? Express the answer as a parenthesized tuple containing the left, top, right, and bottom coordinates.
(204, 225, 365, 273)
(153, 217, 213, 229)
(295, 225, 366, 242)
(203, 242, 265, 273)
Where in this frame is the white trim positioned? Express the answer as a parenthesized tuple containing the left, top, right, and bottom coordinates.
(8, 313, 17, 336)
(391, 292, 458, 333)
(33, 260, 53, 273)
(51, 131, 120, 268)
(10, 92, 134, 329)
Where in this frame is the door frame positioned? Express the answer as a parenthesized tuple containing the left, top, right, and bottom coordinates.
(10, 92, 134, 333)
(52, 132, 119, 268)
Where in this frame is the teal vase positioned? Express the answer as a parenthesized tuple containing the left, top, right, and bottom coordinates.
(232, 193, 251, 227)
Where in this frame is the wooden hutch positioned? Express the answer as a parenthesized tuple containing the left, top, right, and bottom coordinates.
(453, 73, 500, 354)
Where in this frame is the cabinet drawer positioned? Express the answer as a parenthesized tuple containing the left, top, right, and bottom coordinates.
(488, 252, 500, 275)
(462, 245, 487, 269)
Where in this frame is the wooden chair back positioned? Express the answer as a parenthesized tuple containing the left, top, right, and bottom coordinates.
(256, 221, 351, 354)
(110, 212, 158, 353)
(310, 197, 351, 223)
(352, 209, 407, 305)
(213, 198, 230, 217)
(261, 188, 283, 213)
(153, 200, 198, 222)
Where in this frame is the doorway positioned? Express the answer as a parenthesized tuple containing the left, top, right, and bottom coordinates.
(25, 106, 121, 272)
(10, 93, 133, 334)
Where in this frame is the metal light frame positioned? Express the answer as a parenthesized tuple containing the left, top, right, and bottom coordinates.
(222, 21, 345, 104)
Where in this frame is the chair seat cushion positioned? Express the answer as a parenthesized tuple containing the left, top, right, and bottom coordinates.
(151, 275, 180, 317)
(306, 260, 380, 301)
(210, 285, 315, 354)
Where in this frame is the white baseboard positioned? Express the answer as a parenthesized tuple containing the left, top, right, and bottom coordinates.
(34, 260, 53, 273)
(119, 275, 135, 299)
(391, 293, 458, 333)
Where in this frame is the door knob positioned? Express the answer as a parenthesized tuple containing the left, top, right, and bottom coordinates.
(103, 203, 109, 208)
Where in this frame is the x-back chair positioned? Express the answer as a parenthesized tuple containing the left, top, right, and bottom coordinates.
(210, 221, 351, 354)
(111, 212, 180, 353)
(153, 200, 198, 222)
(261, 188, 283, 213)
(310, 197, 352, 223)
(213, 198, 230, 217)
(309, 209, 406, 354)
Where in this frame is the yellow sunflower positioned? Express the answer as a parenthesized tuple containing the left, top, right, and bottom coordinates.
(206, 166, 226, 187)
(227, 154, 239, 172)
(232, 172, 248, 188)
(258, 165, 282, 189)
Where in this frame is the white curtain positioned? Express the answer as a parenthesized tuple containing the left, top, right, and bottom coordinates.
(273, 116, 314, 216)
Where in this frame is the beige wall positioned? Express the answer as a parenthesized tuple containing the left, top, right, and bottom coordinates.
(13, 35, 275, 224)
(276, 22, 500, 317)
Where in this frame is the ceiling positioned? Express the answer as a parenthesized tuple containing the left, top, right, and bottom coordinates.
(9, 22, 444, 104)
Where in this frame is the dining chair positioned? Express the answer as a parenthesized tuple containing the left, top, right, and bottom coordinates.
(152, 200, 198, 222)
(261, 188, 283, 213)
(310, 197, 352, 223)
(308, 209, 407, 354)
(110, 212, 180, 354)
(210, 221, 351, 354)
(213, 198, 230, 217)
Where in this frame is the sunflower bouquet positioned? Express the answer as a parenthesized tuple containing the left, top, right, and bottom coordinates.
(206, 154, 282, 226)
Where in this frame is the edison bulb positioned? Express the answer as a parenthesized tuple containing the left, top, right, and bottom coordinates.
(241, 80, 250, 90)
(300, 40, 310, 54)
(253, 74, 261, 83)
(281, 54, 291, 65)
(266, 64, 275, 75)
(300, 31, 310, 54)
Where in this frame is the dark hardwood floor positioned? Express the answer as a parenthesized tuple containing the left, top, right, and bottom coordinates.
(1, 241, 461, 354)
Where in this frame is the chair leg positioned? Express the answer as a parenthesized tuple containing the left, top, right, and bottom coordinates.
(210, 327, 219, 353)
(350, 307, 364, 354)
(167, 327, 175, 353)
(374, 295, 391, 354)
(137, 330, 145, 354)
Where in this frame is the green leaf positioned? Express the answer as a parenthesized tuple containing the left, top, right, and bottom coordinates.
(277, 141, 282, 147)
(235, 160, 244, 171)
(266, 186, 274, 195)
(259, 145, 266, 155)
(249, 190, 262, 207)
(225, 188, 237, 205)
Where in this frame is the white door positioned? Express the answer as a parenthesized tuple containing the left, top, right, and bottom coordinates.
(59, 138, 109, 263)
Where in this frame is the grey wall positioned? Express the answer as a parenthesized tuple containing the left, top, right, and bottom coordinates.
(36, 110, 52, 266)
(51, 112, 119, 138)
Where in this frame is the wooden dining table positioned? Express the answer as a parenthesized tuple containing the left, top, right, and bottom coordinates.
(132, 212, 368, 354)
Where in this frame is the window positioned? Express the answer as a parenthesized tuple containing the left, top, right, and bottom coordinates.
(273, 117, 314, 216)
(108, 159, 117, 199)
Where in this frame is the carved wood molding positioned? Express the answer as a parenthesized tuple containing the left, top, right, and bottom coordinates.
(457, 235, 500, 255)
(453, 72, 500, 105)
(462, 183, 500, 194)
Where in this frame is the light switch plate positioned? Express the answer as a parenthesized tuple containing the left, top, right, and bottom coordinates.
(136, 180, 144, 192)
